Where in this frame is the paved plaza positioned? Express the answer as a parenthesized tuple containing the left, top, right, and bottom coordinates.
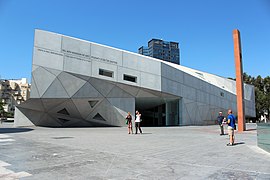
(0, 123, 270, 179)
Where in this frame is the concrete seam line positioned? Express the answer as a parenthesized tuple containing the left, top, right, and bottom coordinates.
(103, 153, 118, 177)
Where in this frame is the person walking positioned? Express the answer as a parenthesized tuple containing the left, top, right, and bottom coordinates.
(126, 112, 133, 134)
(135, 110, 142, 134)
(227, 109, 236, 146)
(217, 111, 225, 135)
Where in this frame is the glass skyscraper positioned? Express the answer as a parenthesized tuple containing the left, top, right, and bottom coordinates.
(138, 39, 180, 64)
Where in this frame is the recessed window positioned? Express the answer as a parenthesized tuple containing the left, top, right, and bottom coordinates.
(99, 69, 113, 77)
(123, 74, 137, 83)
(220, 92, 224, 97)
(57, 108, 70, 115)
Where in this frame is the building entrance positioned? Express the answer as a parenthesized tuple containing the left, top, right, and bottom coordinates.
(135, 97, 180, 126)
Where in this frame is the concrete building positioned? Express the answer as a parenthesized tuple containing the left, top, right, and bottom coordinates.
(0, 80, 12, 113)
(138, 39, 180, 64)
(15, 30, 255, 127)
(9, 78, 30, 101)
(0, 78, 30, 114)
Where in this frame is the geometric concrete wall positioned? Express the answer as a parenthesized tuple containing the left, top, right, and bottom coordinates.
(15, 29, 256, 127)
(15, 70, 178, 127)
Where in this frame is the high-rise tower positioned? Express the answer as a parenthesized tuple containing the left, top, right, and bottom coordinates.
(138, 39, 180, 64)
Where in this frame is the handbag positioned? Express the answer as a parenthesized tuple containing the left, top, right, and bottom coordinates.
(125, 119, 128, 125)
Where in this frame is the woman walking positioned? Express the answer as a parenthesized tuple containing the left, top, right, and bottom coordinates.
(126, 112, 133, 134)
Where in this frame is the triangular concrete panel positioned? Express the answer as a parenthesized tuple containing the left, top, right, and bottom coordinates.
(41, 98, 68, 112)
(86, 98, 115, 125)
(107, 86, 133, 98)
(32, 67, 56, 97)
(42, 78, 70, 98)
(18, 98, 44, 112)
(38, 113, 62, 127)
(58, 72, 86, 97)
(72, 98, 103, 119)
(14, 107, 35, 127)
(143, 88, 162, 97)
(107, 98, 134, 114)
(136, 89, 158, 98)
(69, 72, 90, 81)
(110, 105, 126, 126)
(44, 67, 62, 77)
(108, 103, 129, 126)
(57, 108, 70, 115)
(116, 83, 140, 97)
(48, 99, 82, 119)
(18, 107, 45, 126)
(89, 100, 99, 108)
(54, 114, 86, 127)
(58, 117, 70, 123)
(111, 105, 127, 117)
(93, 113, 106, 121)
(72, 82, 103, 98)
(88, 77, 115, 96)
(29, 76, 40, 98)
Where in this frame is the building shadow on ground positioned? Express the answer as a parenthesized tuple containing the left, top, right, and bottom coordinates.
(0, 128, 34, 134)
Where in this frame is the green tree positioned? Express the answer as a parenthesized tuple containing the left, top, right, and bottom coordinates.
(263, 76, 270, 119)
(243, 72, 252, 84)
(255, 87, 266, 118)
(254, 75, 264, 91)
(0, 99, 5, 117)
(242, 73, 270, 120)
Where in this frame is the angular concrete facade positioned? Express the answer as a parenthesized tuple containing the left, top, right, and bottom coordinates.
(15, 30, 256, 127)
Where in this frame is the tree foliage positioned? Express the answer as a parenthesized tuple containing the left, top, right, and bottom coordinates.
(0, 99, 5, 117)
(242, 73, 270, 120)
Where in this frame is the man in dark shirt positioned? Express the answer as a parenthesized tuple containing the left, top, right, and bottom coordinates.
(217, 111, 225, 135)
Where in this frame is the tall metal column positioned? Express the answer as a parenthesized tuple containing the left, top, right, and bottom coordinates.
(233, 29, 246, 131)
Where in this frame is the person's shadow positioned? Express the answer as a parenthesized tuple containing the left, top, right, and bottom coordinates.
(233, 142, 245, 146)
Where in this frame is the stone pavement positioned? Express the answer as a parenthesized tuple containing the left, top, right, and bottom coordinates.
(0, 123, 269, 180)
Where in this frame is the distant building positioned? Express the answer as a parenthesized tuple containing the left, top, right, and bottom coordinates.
(138, 39, 180, 64)
(138, 46, 150, 56)
(9, 78, 30, 101)
(0, 78, 30, 114)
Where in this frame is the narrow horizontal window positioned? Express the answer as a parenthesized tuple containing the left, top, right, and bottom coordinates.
(123, 74, 137, 83)
(99, 69, 113, 77)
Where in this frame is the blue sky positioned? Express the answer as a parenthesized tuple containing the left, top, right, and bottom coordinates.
(0, 0, 269, 82)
